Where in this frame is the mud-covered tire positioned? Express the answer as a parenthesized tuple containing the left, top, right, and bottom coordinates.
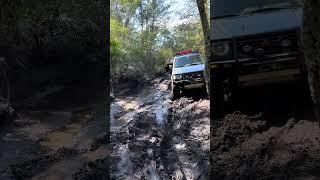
(171, 84, 180, 100)
(212, 75, 225, 120)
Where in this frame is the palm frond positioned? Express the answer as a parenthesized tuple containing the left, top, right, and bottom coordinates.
(57, 12, 77, 29)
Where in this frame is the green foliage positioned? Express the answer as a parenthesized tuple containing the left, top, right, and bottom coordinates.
(0, 0, 105, 66)
(110, 18, 127, 57)
(172, 21, 205, 57)
(111, 0, 205, 80)
(0, 0, 106, 101)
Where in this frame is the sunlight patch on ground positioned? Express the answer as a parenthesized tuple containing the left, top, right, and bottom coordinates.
(115, 99, 139, 111)
(40, 112, 93, 150)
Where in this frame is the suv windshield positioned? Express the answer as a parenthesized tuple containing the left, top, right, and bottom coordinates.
(212, 0, 301, 18)
(173, 54, 203, 68)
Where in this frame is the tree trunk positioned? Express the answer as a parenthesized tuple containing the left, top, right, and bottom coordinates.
(301, 0, 320, 125)
(196, 0, 210, 98)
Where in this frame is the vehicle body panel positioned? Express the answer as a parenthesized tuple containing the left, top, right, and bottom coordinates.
(210, 0, 305, 117)
(211, 8, 302, 41)
(210, 7, 304, 82)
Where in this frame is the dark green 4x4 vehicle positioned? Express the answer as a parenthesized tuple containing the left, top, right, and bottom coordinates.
(210, 0, 306, 118)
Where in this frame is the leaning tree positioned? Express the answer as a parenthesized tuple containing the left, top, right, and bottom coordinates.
(196, 0, 210, 97)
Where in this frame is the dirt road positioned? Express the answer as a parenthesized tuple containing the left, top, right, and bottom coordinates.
(110, 76, 209, 179)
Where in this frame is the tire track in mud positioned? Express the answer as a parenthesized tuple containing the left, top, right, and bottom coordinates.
(111, 78, 172, 179)
(168, 98, 210, 179)
(111, 77, 209, 179)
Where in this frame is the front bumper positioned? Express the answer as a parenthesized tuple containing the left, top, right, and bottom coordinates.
(239, 68, 301, 87)
(210, 52, 303, 86)
(211, 52, 302, 72)
(211, 52, 301, 68)
(173, 78, 205, 90)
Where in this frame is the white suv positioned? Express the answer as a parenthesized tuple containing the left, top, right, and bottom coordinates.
(171, 50, 206, 99)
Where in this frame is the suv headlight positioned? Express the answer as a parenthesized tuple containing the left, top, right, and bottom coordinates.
(173, 74, 182, 80)
(213, 41, 231, 56)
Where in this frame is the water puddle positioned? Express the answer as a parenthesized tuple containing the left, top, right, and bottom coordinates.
(110, 80, 170, 130)
(147, 160, 161, 180)
(151, 84, 170, 126)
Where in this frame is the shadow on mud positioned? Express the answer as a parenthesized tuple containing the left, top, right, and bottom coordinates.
(228, 80, 314, 126)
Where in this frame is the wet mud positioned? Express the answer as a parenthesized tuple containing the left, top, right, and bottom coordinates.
(110, 76, 209, 179)
(211, 81, 320, 179)
(0, 84, 108, 180)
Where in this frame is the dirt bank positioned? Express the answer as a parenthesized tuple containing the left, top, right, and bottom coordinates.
(211, 83, 320, 179)
(212, 113, 320, 179)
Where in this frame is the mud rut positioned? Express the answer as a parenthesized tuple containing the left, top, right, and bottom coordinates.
(111, 77, 209, 179)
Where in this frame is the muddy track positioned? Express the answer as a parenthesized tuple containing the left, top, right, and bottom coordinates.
(110, 77, 172, 179)
(169, 98, 210, 179)
(110, 76, 209, 179)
